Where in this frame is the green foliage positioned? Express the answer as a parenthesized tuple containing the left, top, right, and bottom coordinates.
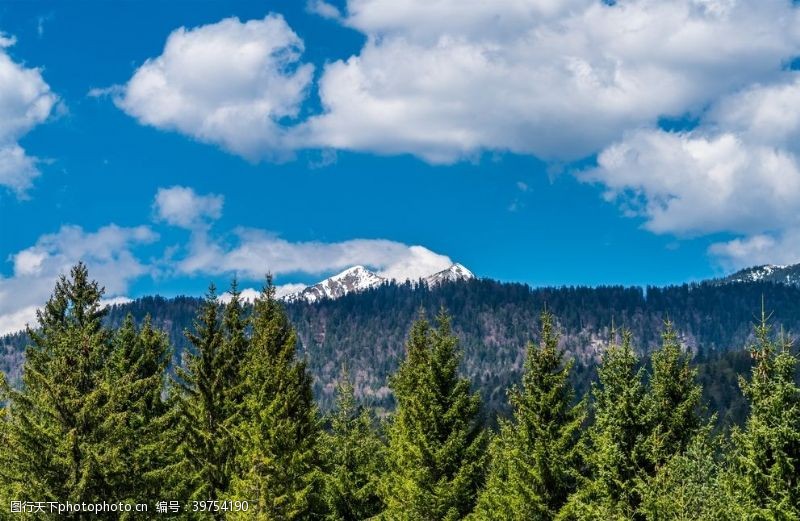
(231, 277, 323, 520)
(641, 321, 704, 473)
(563, 330, 648, 521)
(638, 427, 733, 520)
(173, 282, 241, 515)
(381, 310, 488, 521)
(473, 311, 585, 520)
(0, 263, 175, 519)
(725, 309, 800, 519)
(320, 369, 386, 520)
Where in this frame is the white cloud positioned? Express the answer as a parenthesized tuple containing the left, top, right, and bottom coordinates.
(153, 185, 224, 228)
(0, 225, 158, 335)
(584, 129, 800, 236)
(297, 0, 800, 162)
(113, 15, 314, 161)
(584, 71, 800, 269)
(306, 0, 342, 20)
(0, 34, 58, 195)
(176, 227, 454, 282)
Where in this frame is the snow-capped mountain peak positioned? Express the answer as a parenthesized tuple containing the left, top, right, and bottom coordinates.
(423, 263, 475, 286)
(282, 262, 474, 303)
(283, 265, 385, 303)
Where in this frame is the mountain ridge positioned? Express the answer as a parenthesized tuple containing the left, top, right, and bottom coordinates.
(282, 262, 474, 303)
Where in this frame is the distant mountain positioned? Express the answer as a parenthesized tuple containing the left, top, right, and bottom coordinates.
(283, 263, 474, 303)
(717, 263, 800, 286)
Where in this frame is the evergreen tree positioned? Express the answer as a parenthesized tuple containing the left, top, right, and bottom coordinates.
(726, 309, 800, 518)
(638, 426, 732, 521)
(103, 314, 176, 514)
(174, 283, 238, 516)
(563, 330, 648, 520)
(320, 368, 386, 520)
(381, 310, 488, 521)
(0, 263, 124, 518)
(231, 277, 322, 520)
(473, 311, 585, 520)
(641, 321, 703, 472)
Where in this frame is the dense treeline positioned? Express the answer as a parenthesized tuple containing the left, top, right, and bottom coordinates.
(5, 275, 800, 424)
(1, 264, 799, 519)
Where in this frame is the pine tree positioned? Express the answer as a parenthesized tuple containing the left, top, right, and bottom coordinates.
(231, 277, 322, 520)
(725, 308, 800, 518)
(472, 311, 584, 520)
(174, 283, 239, 516)
(320, 368, 386, 520)
(641, 321, 703, 472)
(381, 310, 488, 521)
(0, 263, 125, 518)
(563, 329, 648, 520)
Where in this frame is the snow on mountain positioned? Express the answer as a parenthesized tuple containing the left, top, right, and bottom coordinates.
(282, 263, 474, 303)
(423, 263, 475, 286)
(718, 263, 800, 286)
(283, 265, 386, 303)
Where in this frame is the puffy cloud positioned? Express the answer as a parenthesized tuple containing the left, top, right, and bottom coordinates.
(0, 35, 58, 195)
(113, 15, 314, 160)
(176, 227, 454, 281)
(0, 225, 158, 335)
(153, 185, 224, 228)
(585, 71, 800, 268)
(707, 228, 800, 271)
(298, 0, 800, 162)
(584, 129, 800, 236)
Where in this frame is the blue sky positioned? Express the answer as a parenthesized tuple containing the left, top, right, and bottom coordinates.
(2, 0, 800, 333)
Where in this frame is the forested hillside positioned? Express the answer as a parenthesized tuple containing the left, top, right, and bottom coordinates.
(3, 276, 799, 426)
(2, 264, 798, 519)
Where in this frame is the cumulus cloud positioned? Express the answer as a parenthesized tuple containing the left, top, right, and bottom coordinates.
(584, 129, 800, 236)
(297, 0, 800, 162)
(153, 185, 224, 228)
(584, 70, 800, 269)
(0, 224, 158, 335)
(176, 227, 454, 282)
(113, 15, 314, 160)
(0, 34, 58, 195)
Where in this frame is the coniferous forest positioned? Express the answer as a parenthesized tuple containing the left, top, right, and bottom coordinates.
(2, 263, 800, 520)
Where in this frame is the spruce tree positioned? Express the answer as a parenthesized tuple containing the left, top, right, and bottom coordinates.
(473, 311, 584, 520)
(0, 263, 124, 518)
(726, 309, 800, 518)
(563, 329, 648, 520)
(641, 321, 703, 472)
(174, 283, 239, 515)
(320, 369, 386, 520)
(381, 310, 488, 521)
(638, 426, 732, 521)
(103, 314, 176, 514)
(231, 277, 322, 520)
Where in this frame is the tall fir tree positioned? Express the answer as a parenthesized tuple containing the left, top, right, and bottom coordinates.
(641, 321, 704, 472)
(472, 311, 585, 520)
(562, 329, 648, 521)
(231, 276, 322, 520)
(320, 368, 386, 520)
(174, 283, 241, 516)
(103, 314, 177, 515)
(381, 310, 488, 521)
(725, 308, 800, 518)
(0, 263, 128, 518)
